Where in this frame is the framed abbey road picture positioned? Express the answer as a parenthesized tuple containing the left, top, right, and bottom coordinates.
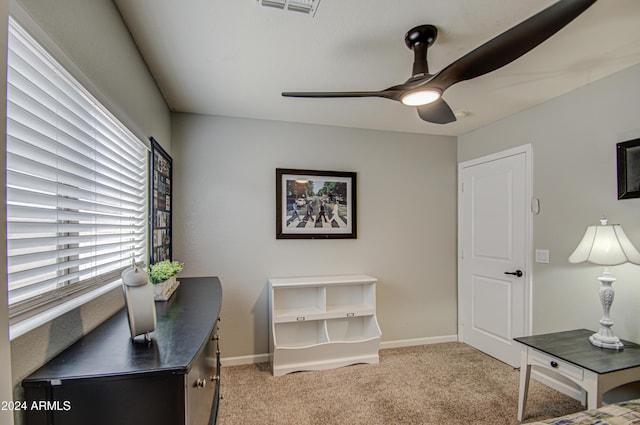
(150, 137, 172, 263)
(276, 168, 357, 239)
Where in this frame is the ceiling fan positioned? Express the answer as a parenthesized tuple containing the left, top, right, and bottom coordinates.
(282, 0, 597, 124)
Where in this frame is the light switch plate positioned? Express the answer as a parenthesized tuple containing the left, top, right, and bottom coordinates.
(535, 249, 550, 264)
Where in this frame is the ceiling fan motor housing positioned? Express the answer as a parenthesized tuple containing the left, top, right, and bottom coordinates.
(405, 25, 438, 78)
(405, 24, 438, 49)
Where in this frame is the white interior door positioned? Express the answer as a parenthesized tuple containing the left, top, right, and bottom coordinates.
(458, 145, 531, 367)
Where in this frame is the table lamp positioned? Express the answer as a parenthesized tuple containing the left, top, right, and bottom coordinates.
(569, 218, 640, 350)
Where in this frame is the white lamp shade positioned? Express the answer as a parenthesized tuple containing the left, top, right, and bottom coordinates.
(569, 223, 640, 265)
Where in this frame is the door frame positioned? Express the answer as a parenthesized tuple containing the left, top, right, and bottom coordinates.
(457, 144, 534, 346)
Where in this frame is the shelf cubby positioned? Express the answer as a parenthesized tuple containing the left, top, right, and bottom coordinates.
(326, 315, 380, 342)
(273, 320, 328, 348)
(272, 286, 325, 322)
(326, 282, 375, 317)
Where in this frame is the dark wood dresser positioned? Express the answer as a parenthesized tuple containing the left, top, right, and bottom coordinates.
(22, 276, 222, 425)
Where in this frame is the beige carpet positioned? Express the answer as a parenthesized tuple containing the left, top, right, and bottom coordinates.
(217, 342, 584, 425)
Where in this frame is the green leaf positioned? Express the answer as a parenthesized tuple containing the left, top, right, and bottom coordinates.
(148, 260, 184, 284)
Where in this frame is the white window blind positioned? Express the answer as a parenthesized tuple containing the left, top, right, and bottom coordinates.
(5, 18, 148, 322)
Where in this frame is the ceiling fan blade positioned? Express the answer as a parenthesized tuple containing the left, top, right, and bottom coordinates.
(417, 99, 456, 124)
(430, 0, 597, 91)
(282, 90, 397, 100)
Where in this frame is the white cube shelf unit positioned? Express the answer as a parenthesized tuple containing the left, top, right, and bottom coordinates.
(268, 274, 381, 376)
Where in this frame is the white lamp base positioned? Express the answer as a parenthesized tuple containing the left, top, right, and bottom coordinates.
(589, 333, 623, 350)
(590, 270, 624, 350)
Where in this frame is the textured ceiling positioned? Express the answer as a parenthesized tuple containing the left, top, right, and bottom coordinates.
(114, 0, 640, 136)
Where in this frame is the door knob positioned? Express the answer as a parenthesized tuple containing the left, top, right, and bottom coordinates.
(504, 270, 523, 277)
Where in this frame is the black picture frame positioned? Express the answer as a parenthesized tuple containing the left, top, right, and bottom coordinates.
(617, 138, 640, 199)
(276, 168, 357, 239)
(150, 137, 173, 264)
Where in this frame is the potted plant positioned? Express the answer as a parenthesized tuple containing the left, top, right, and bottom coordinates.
(148, 260, 184, 300)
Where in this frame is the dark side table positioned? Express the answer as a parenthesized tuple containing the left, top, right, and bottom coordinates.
(515, 329, 640, 421)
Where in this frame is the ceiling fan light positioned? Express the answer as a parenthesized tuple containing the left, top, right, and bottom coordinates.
(401, 89, 441, 106)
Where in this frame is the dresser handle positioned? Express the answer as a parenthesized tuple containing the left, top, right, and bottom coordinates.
(550, 361, 558, 368)
(210, 375, 220, 382)
(195, 378, 207, 388)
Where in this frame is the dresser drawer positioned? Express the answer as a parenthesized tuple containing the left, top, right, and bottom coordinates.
(529, 348, 584, 382)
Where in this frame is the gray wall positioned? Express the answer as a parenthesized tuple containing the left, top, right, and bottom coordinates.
(458, 63, 640, 343)
(171, 114, 458, 358)
(6, 0, 171, 418)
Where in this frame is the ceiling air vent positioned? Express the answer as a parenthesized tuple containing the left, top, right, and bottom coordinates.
(256, 0, 320, 16)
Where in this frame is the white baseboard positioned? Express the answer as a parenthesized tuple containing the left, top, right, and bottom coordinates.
(220, 335, 459, 367)
(221, 353, 270, 367)
(380, 334, 459, 349)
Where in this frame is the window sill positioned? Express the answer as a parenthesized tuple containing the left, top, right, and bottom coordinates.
(9, 280, 123, 341)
